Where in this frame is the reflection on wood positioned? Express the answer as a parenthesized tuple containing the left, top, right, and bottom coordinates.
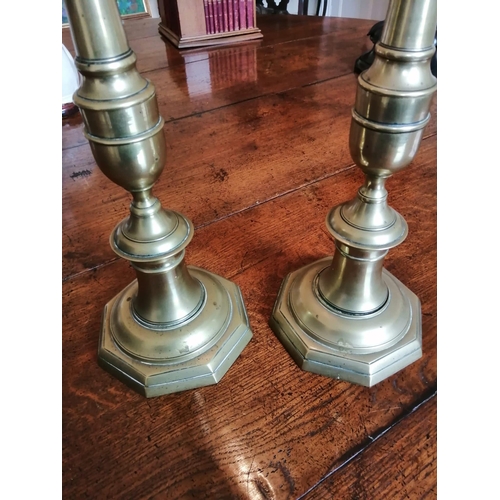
(208, 44, 258, 87)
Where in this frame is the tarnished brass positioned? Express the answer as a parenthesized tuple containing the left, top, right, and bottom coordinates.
(270, 0, 437, 387)
(66, 0, 252, 397)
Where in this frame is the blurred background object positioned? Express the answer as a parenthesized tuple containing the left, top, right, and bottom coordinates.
(61, 44, 79, 117)
(354, 21, 437, 77)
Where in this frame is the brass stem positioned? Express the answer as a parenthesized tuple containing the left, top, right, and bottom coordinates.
(65, 0, 129, 60)
(66, 0, 252, 396)
(132, 256, 204, 326)
(318, 245, 388, 314)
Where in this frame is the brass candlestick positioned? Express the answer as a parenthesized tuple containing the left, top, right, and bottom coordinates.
(66, 0, 252, 398)
(270, 0, 437, 386)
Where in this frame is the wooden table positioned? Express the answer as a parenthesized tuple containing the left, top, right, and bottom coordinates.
(62, 14, 437, 499)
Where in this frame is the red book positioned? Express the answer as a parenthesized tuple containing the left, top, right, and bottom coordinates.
(239, 0, 247, 29)
(222, 0, 233, 31)
(232, 0, 239, 30)
(220, 0, 225, 32)
(246, 0, 254, 28)
(204, 0, 212, 34)
(216, 0, 223, 33)
(214, 0, 220, 32)
(222, 0, 229, 32)
(227, 0, 233, 31)
(208, 0, 215, 34)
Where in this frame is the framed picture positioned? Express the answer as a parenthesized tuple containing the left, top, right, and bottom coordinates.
(62, 0, 151, 26)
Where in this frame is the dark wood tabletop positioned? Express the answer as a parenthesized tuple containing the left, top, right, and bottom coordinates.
(62, 13, 437, 499)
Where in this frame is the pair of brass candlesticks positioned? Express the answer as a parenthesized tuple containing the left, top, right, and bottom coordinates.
(66, 0, 437, 397)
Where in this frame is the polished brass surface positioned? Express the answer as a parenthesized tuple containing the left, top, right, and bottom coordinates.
(66, 0, 252, 397)
(270, 0, 437, 386)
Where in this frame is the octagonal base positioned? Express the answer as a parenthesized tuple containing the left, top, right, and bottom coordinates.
(98, 266, 252, 397)
(270, 257, 422, 387)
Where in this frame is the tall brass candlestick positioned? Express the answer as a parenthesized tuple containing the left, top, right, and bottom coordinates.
(66, 0, 252, 397)
(270, 0, 437, 386)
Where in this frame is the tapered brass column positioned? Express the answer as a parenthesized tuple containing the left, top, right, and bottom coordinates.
(66, 0, 252, 397)
(270, 0, 437, 386)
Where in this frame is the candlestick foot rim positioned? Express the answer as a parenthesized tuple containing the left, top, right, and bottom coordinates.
(98, 267, 252, 397)
(270, 257, 422, 387)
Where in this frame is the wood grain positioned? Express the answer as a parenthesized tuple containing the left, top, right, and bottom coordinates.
(304, 395, 437, 499)
(62, 71, 436, 279)
(63, 137, 436, 498)
(62, 15, 376, 66)
(62, 15, 437, 500)
(62, 18, 375, 151)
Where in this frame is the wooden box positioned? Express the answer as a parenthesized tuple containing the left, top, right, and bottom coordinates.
(158, 0, 262, 49)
